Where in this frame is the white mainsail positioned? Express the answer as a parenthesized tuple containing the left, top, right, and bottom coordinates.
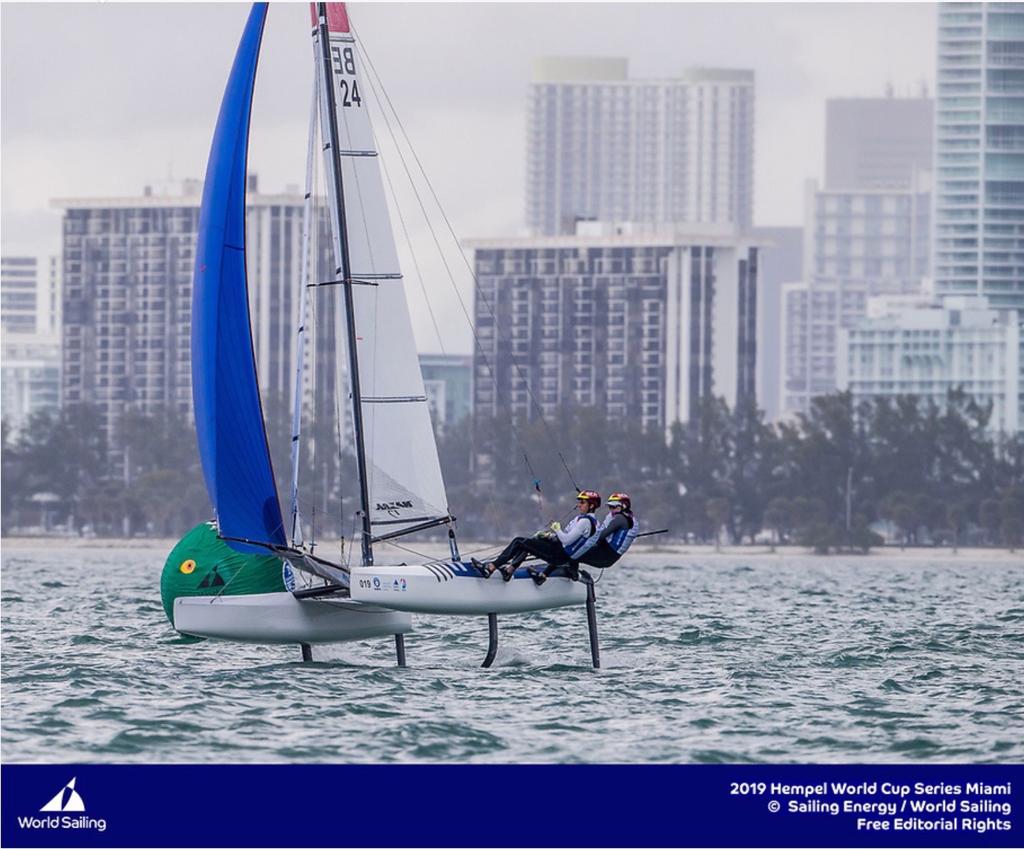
(314, 6, 448, 540)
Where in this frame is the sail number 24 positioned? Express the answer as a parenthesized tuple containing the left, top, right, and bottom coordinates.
(331, 45, 362, 108)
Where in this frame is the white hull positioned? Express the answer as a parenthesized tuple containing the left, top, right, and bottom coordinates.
(173, 592, 412, 644)
(350, 563, 588, 615)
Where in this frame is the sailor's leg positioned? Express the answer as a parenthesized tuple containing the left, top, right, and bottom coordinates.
(497, 539, 537, 580)
(492, 537, 528, 568)
(482, 613, 499, 668)
(509, 549, 531, 569)
(518, 536, 565, 563)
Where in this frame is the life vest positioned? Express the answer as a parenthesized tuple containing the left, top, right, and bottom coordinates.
(607, 512, 639, 556)
(561, 512, 598, 557)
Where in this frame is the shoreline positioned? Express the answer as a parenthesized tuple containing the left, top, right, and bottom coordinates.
(2, 536, 1021, 560)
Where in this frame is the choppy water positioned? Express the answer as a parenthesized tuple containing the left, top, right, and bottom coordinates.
(2, 544, 1023, 763)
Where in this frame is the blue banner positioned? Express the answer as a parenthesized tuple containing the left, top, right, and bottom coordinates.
(2, 764, 1020, 847)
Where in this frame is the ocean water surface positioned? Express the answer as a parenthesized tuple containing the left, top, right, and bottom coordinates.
(2, 543, 1022, 764)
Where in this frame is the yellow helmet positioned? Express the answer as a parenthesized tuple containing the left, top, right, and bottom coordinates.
(607, 492, 631, 511)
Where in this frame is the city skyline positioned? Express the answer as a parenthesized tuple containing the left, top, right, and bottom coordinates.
(2, 3, 937, 354)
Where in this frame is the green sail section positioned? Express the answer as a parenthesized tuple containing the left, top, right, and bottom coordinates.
(160, 522, 292, 626)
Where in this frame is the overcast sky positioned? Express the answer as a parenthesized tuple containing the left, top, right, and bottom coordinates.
(1, 2, 936, 350)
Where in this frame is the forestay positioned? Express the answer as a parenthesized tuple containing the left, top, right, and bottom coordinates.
(313, 4, 449, 538)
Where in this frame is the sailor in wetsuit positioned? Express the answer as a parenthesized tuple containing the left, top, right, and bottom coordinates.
(474, 490, 602, 582)
(533, 491, 639, 584)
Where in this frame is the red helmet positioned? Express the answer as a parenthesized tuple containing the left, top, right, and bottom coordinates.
(607, 492, 631, 511)
(576, 490, 602, 511)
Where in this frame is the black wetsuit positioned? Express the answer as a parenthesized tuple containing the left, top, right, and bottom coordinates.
(491, 535, 568, 571)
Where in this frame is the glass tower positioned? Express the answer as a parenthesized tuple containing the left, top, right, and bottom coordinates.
(933, 2, 1024, 309)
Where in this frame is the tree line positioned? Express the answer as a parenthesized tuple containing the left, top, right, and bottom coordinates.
(0, 392, 346, 541)
(3, 389, 1022, 551)
(442, 389, 1023, 552)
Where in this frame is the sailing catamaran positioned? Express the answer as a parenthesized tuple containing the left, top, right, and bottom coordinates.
(164, 2, 600, 667)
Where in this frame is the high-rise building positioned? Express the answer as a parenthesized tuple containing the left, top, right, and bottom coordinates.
(781, 178, 932, 415)
(526, 59, 754, 236)
(933, 2, 1024, 309)
(1, 334, 61, 433)
(838, 295, 1022, 433)
(1, 255, 61, 337)
(2, 255, 61, 432)
(825, 96, 934, 190)
(468, 224, 761, 434)
(781, 86, 937, 418)
(1, 256, 41, 334)
(750, 226, 803, 420)
(54, 179, 335, 473)
(419, 353, 473, 428)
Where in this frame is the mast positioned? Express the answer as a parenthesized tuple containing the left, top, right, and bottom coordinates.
(314, 3, 374, 567)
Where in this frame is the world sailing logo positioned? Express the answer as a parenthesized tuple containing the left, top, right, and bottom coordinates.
(40, 777, 85, 812)
(16, 777, 107, 833)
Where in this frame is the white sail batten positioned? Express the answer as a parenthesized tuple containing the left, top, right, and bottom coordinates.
(315, 9, 448, 537)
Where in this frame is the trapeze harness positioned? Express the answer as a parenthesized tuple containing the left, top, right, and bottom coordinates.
(572, 511, 639, 568)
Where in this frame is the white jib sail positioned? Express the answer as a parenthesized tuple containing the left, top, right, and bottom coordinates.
(314, 8, 448, 536)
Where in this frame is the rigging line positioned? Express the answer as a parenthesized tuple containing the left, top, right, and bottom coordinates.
(304, 176, 338, 544)
(559, 452, 582, 494)
(307, 213, 335, 552)
(328, 266, 361, 561)
(290, 73, 321, 548)
(311, 276, 337, 545)
(352, 33, 538, 510)
(351, 25, 582, 495)
(307, 225, 319, 546)
(353, 41, 507, 524)
(353, 34, 506, 402)
(344, 511, 357, 570)
(376, 534, 509, 567)
(308, 201, 328, 551)
(359, 52, 464, 522)
(209, 558, 250, 602)
(333, 285, 353, 549)
(523, 451, 548, 522)
(376, 535, 449, 564)
(304, 145, 325, 547)
(376, 124, 447, 358)
(350, 33, 446, 361)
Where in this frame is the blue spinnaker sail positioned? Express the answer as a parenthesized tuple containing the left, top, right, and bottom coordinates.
(192, 3, 286, 555)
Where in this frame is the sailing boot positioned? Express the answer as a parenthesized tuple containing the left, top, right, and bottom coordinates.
(501, 551, 530, 582)
(471, 557, 495, 578)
